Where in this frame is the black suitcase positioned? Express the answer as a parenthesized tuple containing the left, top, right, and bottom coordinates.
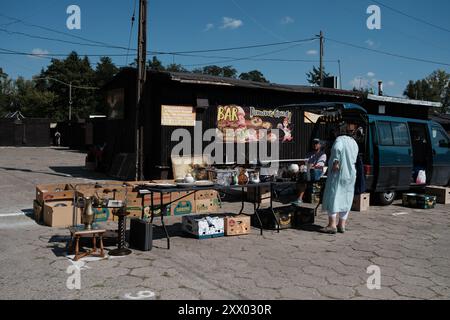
(293, 204, 316, 227)
(129, 218, 153, 251)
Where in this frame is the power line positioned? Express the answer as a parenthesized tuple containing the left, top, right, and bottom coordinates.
(0, 27, 130, 51)
(326, 37, 450, 67)
(125, 0, 137, 65)
(230, 0, 287, 41)
(0, 13, 118, 47)
(0, 25, 318, 57)
(0, 46, 339, 64)
(32, 76, 98, 90)
(180, 42, 317, 67)
(372, 0, 450, 34)
(168, 38, 317, 54)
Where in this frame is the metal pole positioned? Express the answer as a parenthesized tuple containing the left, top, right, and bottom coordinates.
(69, 82, 72, 121)
(319, 31, 324, 87)
(135, 0, 147, 181)
(338, 59, 342, 89)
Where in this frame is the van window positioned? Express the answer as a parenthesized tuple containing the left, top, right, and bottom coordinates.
(377, 121, 394, 145)
(432, 127, 450, 148)
(392, 122, 410, 146)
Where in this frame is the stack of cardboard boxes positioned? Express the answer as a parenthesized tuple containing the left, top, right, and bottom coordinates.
(34, 184, 80, 227)
(34, 180, 223, 227)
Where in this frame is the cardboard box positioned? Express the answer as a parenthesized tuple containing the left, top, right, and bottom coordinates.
(33, 200, 43, 223)
(92, 207, 110, 222)
(182, 215, 224, 239)
(425, 186, 450, 204)
(36, 184, 74, 204)
(111, 206, 168, 222)
(196, 198, 221, 214)
(170, 191, 195, 216)
(170, 201, 194, 216)
(195, 189, 218, 201)
(247, 186, 271, 204)
(43, 200, 81, 228)
(75, 186, 129, 201)
(352, 193, 370, 212)
(141, 193, 171, 207)
(224, 215, 251, 236)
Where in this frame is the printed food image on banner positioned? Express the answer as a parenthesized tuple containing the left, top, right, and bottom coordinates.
(216, 105, 293, 143)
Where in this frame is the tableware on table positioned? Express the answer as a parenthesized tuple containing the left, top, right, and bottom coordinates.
(176, 182, 196, 187)
(155, 183, 177, 188)
(184, 173, 195, 184)
(194, 180, 215, 187)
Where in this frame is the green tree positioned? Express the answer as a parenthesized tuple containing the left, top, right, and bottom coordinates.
(404, 70, 450, 113)
(165, 63, 188, 73)
(192, 65, 237, 78)
(239, 70, 269, 83)
(0, 68, 13, 115)
(147, 56, 165, 71)
(306, 65, 330, 86)
(38, 51, 97, 121)
(94, 57, 119, 88)
(12, 77, 55, 117)
(94, 57, 119, 115)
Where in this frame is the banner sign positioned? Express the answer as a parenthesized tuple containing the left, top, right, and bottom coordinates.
(161, 105, 196, 127)
(216, 105, 293, 143)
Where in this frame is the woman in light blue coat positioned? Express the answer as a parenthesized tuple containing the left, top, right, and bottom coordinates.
(320, 127, 359, 234)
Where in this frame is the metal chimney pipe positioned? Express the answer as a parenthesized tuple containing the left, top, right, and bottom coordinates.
(378, 81, 383, 96)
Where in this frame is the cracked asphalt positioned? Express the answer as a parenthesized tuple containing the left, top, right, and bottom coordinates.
(0, 147, 449, 300)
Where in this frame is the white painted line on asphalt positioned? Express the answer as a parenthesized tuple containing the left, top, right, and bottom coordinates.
(392, 212, 409, 216)
(0, 212, 26, 217)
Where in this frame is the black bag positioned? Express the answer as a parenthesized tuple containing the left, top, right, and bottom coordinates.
(129, 218, 153, 251)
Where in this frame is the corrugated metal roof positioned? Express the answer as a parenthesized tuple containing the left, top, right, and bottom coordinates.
(104, 67, 362, 98)
(166, 71, 362, 97)
(367, 94, 442, 107)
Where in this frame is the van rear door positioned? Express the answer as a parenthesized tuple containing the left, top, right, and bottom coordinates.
(429, 124, 450, 186)
(374, 120, 413, 191)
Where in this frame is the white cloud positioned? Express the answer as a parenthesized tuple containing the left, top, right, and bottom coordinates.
(29, 48, 49, 59)
(220, 17, 243, 30)
(204, 23, 214, 31)
(365, 39, 375, 47)
(387, 81, 396, 87)
(306, 49, 318, 56)
(367, 72, 375, 78)
(281, 16, 294, 25)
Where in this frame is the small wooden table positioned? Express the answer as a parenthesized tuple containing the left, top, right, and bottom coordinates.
(68, 226, 106, 261)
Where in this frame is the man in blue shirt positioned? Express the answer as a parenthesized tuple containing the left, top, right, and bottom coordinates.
(292, 138, 327, 206)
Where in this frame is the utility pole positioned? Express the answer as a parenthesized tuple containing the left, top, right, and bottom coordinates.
(69, 82, 72, 121)
(319, 30, 324, 87)
(135, 0, 147, 181)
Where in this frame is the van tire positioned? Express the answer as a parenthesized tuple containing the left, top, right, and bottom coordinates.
(377, 191, 396, 206)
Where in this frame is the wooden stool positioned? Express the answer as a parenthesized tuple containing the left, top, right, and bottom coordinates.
(68, 226, 106, 261)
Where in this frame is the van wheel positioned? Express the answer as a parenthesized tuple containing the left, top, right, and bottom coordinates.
(377, 191, 396, 206)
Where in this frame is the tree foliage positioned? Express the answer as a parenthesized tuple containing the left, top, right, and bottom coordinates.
(404, 69, 449, 113)
(193, 65, 238, 78)
(0, 53, 270, 119)
(306, 65, 330, 86)
(239, 70, 269, 83)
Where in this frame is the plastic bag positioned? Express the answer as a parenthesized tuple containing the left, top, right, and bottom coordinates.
(416, 170, 426, 184)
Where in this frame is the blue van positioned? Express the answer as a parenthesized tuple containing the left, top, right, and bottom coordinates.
(306, 103, 450, 205)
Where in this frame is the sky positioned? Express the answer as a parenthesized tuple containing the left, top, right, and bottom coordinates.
(0, 0, 449, 97)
